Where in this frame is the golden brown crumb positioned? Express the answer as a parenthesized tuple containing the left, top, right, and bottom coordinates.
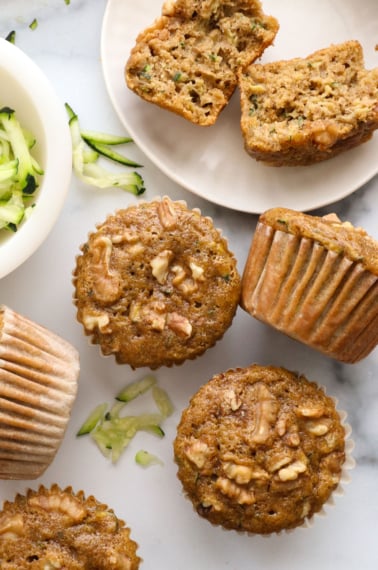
(125, 0, 278, 125)
(239, 40, 378, 165)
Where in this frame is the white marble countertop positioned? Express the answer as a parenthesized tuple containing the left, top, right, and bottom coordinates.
(0, 1, 377, 569)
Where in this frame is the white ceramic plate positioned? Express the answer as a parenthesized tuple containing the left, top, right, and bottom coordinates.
(101, 0, 378, 213)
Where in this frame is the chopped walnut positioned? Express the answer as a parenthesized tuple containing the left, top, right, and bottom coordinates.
(305, 418, 331, 436)
(171, 264, 186, 286)
(296, 405, 325, 418)
(82, 310, 110, 333)
(89, 236, 122, 304)
(249, 383, 279, 444)
(313, 123, 339, 149)
(157, 196, 177, 229)
(0, 514, 24, 539)
(185, 439, 210, 468)
(28, 492, 87, 523)
(166, 312, 192, 338)
(215, 478, 255, 505)
(127, 243, 145, 257)
(189, 260, 205, 281)
(150, 250, 174, 284)
(266, 454, 293, 473)
(223, 389, 241, 411)
(278, 459, 307, 482)
(224, 462, 269, 483)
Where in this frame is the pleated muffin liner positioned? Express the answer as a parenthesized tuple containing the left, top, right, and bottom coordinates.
(72, 195, 240, 368)
(241, 223, 378, 363)
(0, 305, 80, 479)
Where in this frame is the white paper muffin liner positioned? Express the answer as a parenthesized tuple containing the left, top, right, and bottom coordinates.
(241, 223, 378, 363)
(0, 305, 79, 479)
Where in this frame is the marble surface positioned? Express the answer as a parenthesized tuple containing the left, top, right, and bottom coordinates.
(0, 1, 377, 569)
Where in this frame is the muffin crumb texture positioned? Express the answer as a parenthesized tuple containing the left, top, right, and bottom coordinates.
(0, 485, 140, 569)
(239, 40, 378, 165)
(174, 365, 347, 534)
(125, 0, 279, 125)
(73, 197, 241, 369)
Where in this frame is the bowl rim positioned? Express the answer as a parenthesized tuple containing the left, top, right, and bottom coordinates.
(0, 37, 72, 280)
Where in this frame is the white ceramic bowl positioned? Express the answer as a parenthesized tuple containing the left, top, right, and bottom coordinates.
(0, 37, 72, 279)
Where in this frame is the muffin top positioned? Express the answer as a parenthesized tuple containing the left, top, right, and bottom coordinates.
(259, 207, 378, 275)
(174, 364, 346, 534)
(73, 197, 241, 368)
(0, 485, 140, 569)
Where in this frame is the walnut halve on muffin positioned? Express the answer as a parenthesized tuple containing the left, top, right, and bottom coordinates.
(73, 196, 241, 369)
(174, 364, 350, 534)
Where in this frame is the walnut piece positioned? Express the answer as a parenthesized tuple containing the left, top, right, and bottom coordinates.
(215, 478, 255, 505)
(82, 310, 110, 333)
(185, 439, 210, 468)
(278, 459, 307, 482)
(28, 492, 87, 523)
(224, 389, 241, 411)
(249, 384, 279, 444)
(0, 514, 24, 540)
(150, 249, 174, 284)
(157, 196, 177, 229)
(89, 236, 122, 304)
(305, 418, 331, 436)
(166, 312, 192, 338)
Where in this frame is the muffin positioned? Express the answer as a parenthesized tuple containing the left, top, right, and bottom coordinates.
(241, 208, 378, 363)
(73, 196, 241, 368)
(238, 40, 378, 165)
(174, 364, 350, 534)
(0, 305, 79, 479)
(125, 0, 279, 126)
(0, 484, 140, 569)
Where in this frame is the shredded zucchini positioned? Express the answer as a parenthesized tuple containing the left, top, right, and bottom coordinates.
(0, 107, 43, 232)
(77, 375, 173, 464)
(135, 450, 163, 468)
(65, 103, 145, 195)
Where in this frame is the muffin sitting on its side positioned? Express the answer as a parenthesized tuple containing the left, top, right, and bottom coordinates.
(238, 40, 378, 165)
(241, 207, 378, 363)
(174, 364, 349, 534)
(0, 484, 140, 569)
(73, 197, 241, 369)
(0, 305, 79, 480)
(125, 0, 279, 126)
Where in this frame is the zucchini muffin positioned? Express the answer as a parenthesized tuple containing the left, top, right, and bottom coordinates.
(0, 305, 79, 480)
(241, 208, 378, 363)
(73, 196, 241, 369)
(125, 0, 279, 126)
(238, 40, 378, 165)
(174, 364, 349, 534)
(0, 484, 140, 569)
